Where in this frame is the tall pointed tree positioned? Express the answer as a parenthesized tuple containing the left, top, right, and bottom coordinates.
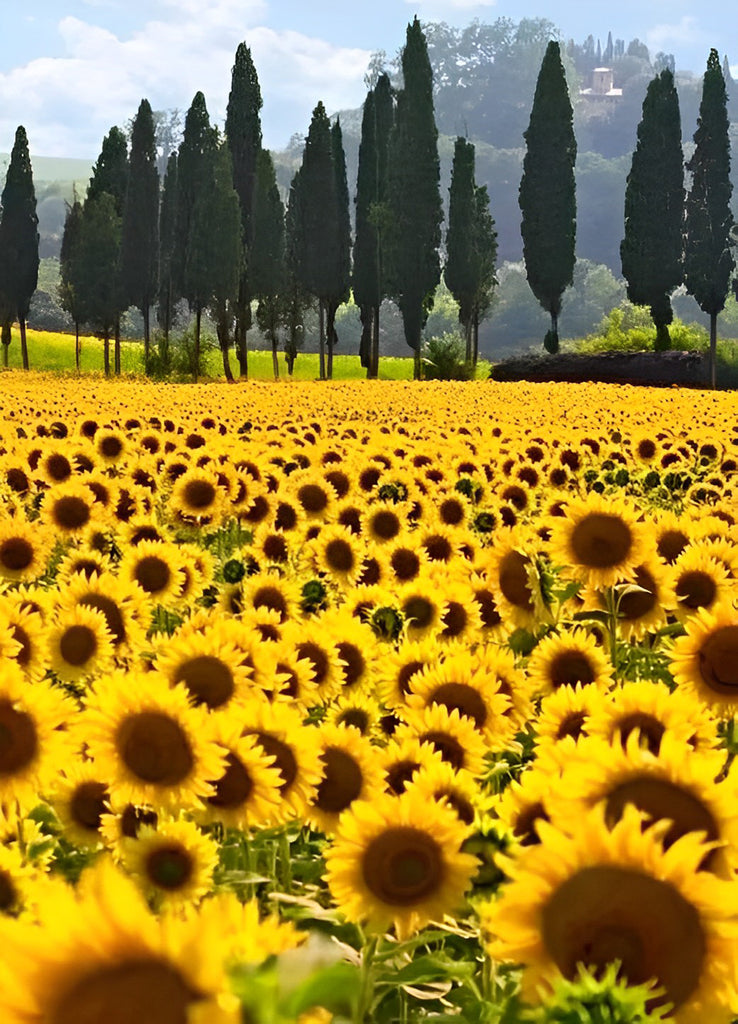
(225, 43, 263, 379)
(120, 99, 159, 368)
(519, 40, 577, 353)
(326, 118, 351, 379)
(157, 152, 178, 368)
(251, 150, 285, 380)
(445, 137, 497, 367)
(621, 69, 684, 351)
(283, 168, 311, 377)
(0, 126, 39, 370)
(173, 93, 212, 302)
(353, 73, 393, 378)
(385, 17, 443, 379)
(59, 191, 84, 372)
(76, 193, 123, 376)
(684, 49, 734, 389)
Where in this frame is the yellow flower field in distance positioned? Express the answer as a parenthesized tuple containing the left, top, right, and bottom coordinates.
(1, 372, 738, 1024)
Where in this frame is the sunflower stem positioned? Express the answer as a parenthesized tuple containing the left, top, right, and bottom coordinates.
(604, 587, 619, 679)
(278, 829, 292, 894)
(355, 933, 379, 1024)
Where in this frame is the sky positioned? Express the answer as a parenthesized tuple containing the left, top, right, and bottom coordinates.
(0, 0, 736, 158)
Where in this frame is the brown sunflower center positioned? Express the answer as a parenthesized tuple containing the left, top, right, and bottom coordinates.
(0, 869, 17, 911)
(441, 602, 468, 638)
(398, 660, 425, 696)
(604, 776, 718, 856)
(549, 650, 596, 688)
(99, 435, 124, 459)
(298, 484, 328, 514)
(618, 568, 657, 620)
(403, 596, 435, 630)
(53, 495, 91, 531)
(175, 656, 234, 710)
(134, 556, 171, 595)
(253, 586, 288, 622)
(513, 801, 550, 846)
(263, 534, 288, 562)
(182, 479, 216, 510)
(542, 866, 705, 1012)
(386, 759, 421, 795)
(436, 788, 475, 825)
(372, 509, 401, 541)
(315, 747, 363, 814)
(208, 752, 253, 808)
(60, 624, 98, 666)
(475, 589, 502, 629)
(439, 498, 464, 525)
(658, 529, 689, 564)
(676, 571, 717, 610)
(296, 641, 330, 686)
(0, 700, 37, 774)
(0, 537, 34, 573)
(47, 453, 72, 480)
(697, 626, 738, 693)
(556, 711, 587, 740)
(50, 959, 200, 1024)
(420, 730, 466, 771)
(498, 550, 534, 611)
(70, 781, 109, 831)
(570, 513, 632, 569)
(79, 595, 126, 646)
(424, 534, 453, 562)
(616, 713, 665, 755)
(390, 548, 421, 581)
(362, 826, 444, 907)
(146, 844, 194, 890)
(254, 733, 297, 793)
(325, 538, 354, 573)
(336, 708, 370, 733)
(430, 683, 487, 729)
(336, 642, 365, 688)
(116, 712, 194, 786)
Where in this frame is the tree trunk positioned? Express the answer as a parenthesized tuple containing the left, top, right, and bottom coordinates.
(370, 304, 380, 379)
(218, 321, 234, 383)
(545, 310, 560, 354)
(143, 304, 150, 370)
(194, 305, 202, 383)
(19, 319, 29, 370)
(318, 300, 326, 380)
(286, 351, 295, 376)
(1, 321, 10, 367)
(271, 334, 279, 380)
(114, 318, 121, 375)
(326, 306, 336, 380)
(464, 316, 473, 364)
(75, 321, 81, 373)
(236, 321, 249, 379)
(472, 311, 480, 368)
(103, 330, 110, 376)
(710, 311, 717, 390)
(414, 345, 421, 381)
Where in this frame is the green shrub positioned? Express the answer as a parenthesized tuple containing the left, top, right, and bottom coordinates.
(168, 324, 217, 379)
(577, 302, 710, 354)
(421, 332, 474, 380)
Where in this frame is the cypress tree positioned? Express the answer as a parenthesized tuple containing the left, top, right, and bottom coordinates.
(251, 149, 285, 380)
(326, 118, 351, 380)
(0, 126, 39, 370)
(59, 191, 84, 371)
(621, 69, 684, 351)
(120, 99, 159, 368)
(225, 42, 263, 379)
(173, 93, 212, 301)
(385, 18, 443, 379)
(87, 126, 128, 215)
(76, 193, 123, 375)
(353, 74, 393, 378)
(157, 151, 178, 368)
(519, 40, 577, 354)
(283, 169, 311, 376)
(684, 49, 735, 388)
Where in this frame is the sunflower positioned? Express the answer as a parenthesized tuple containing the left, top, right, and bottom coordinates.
(40, 480, 99, 539)
(81, 670, 226, 812)
(378, 735, 447, 796)
(493, 765, 561, 848)
(526, 628, 614, 696)
(94, 427, 129, 466)
(0, 515, 52, 583)
(55, 546, 112, 583)
(58, 571, 150, 657)
(308, 524, 363, 588)
(326, 692, 382, 737)
(485, 527, 551, 631)
(548, 493, 649, 590)
(36, 445, 76, 486)
(467, 572, 506, 641)
(650, 509, 693, 565)
(306, 723, 382, 834)
(153, 623, 258, 713)
(584, 560, 674, 642)
(119, 539, 186, 609)
(404, 760, 481, 827)
(267, 642, 320, 708)
(375, 636, 446, 710)
(291, 472, 336, 521)
(0, 592, 49, 681)
(670, 602, 738, 717)
(49, 759, 111, 850)
(325, 788, 477, 940)
(169, 467, 226, 527)
(0, 662, 75, 811)
(394, 702, 489, 777)
(671, 544, 735, 622)
(586, 680, 720, 755)
(483, 806, 738, 1023)
(239, 570, 303, 626)
(197, 725, 283, 832)
(534, 684, 608, 758)
(398, 572, 448, 640)
(120, 818, 219, 911)
(47, 603, 115, 684)
(198, 891, 304, 965)
(313, 609, 379, 696)
(553, 732, 738, 877)
(434, 576, 484, 644)
(280, 619, 347, 703)
(0, 857, 240, 1024)
(240, 701, 323, 825)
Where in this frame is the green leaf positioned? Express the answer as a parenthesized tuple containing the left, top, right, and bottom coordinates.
(283, 961, 360, 1018)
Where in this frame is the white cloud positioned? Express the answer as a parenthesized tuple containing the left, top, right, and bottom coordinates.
(0, 1, 371, 157)
(645, 15, 709, 55)
(409, 0, 495, 7)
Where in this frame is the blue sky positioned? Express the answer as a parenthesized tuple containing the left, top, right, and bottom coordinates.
(0, 0, 735, 157)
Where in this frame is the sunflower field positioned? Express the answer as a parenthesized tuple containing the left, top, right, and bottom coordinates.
(2, 373, 738, 1024)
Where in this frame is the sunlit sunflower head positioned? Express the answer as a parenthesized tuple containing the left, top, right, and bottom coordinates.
(526, 628, 614, 696)
(650, 509, 693, 565)
(535, 683, 609, 757)
(0, 592, 49, 681)
(81, 670, 226, 811)
(240, 701, 323, 826)
(239, 570, 302, 626)
(493, 764, 561, 850)
(0, 856, 240, 1024)
(120, 817, 219, 911)
(290, 471, 336, 521)
(365, 501, 408, 546)
(484, 526, 551, 631)
(169, 467, 227, 528)
(0, 662, 76, 812)
(585, 559, 674, 642)
(266, 641, 320, 709)
(308, 523, 363, 589)
(670, 602, 738, 718)
(394, 701, 490, 778)
(586, 680, 720, 756)
(311, 609, 380, 697)
(197, 890, 305, 966)
(404, 759, 481, 828)
(553, 732, 738, 877)
(46, 603, 115, 685)
(467, 571, 506, 642)
(119, 539, 186, 609)
(375, 636, 446, 710)
(325, 788, 478, 940)
(378, 735, 446, 797)
(306, 723, 382, 834)
(0, 515, 52, 584)
(280, 619, 347, 703)
(49, 759, 111, 850)
(55, 545, 112, 584)
(58, 570, 150, 657)
(326, 691, 382, 738)
(482, 805, 738, 1024)
(671, 543, 736, 623)
(41, 480, 100, 539)
(398, 571, 448, 640)
(548, 493, 650, 590)
(94, 427, 128, 466)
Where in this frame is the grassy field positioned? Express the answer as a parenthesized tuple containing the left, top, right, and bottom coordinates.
(0, 328, 492, 380)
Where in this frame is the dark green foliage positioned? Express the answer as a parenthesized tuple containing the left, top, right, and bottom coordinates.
(684, 50, 735, 387)
(283, 168, 311, 376)
(445, 137, 497, 365)
(120, 99, 159, 366)
(0, 126, 39, 369)
(252, 150, 285, 379)
(225, 43, 264, 377)
(173, 92, 213, 298)
(326, 118, 352, 378)
(621, 69, 684, 350)
(519, 40, 577, 353)
(87, 126, 128, 215)
(385, 17, 443, 378)
(58, 192, 84, 370)
(353, 74, 394, 377)
(157, 152, 178, 368)
(422, 332, 474, 380)
(76, 192, 123, 374)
